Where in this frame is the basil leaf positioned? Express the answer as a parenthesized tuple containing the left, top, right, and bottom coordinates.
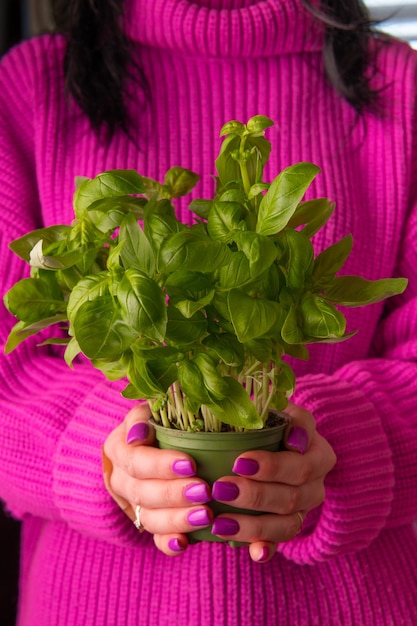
(256, 162, 320, 236)
(119, 213, 155, 276)
(205, 377, 263, 430)
(4, 278, 65, 323)
(117, 269, 167, 342)
(228, 289, 282, 342)
(73, 295, 137, 360)
(323, 276, 408, 306)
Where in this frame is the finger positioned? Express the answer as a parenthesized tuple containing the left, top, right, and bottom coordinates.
(282, 401, 317, 454)
(110, 443, 197, 480)
(232, 432, 335, 485)
(211, 511, 304, 545)
(111, 473, 211, 509)
(212, 476, 325, 515)
(248, 541, 278, 563)
(136, 506, 213, 535)
(153, 533, 189, 556)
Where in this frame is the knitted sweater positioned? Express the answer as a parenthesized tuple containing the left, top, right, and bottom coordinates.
(1, 0, 417, 624)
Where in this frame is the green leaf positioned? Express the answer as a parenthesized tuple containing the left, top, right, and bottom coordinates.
(256, 162, 320, 236)
(28, 239, 85, 271)
(193, 352, 229, 400)
(177, 360, 212, 405)
(73, 295, 137, 360)
(9, 226, 71, 263)
(233, 231, 277, 278)
(188, 199, 213, 219)
(67, 273, 111, 324)
(246, 115, 274, 133)
(207, 201, 244, 242)
(87, 197, 146, 233)
(4, 314, 68, 354)
(119, 213, 156, 276)
(165, 308, 207, 346)
(63, 337, 82, 368)
(202, 333, 244, 368)
(287, 198, 335, 238)
(219, 120, 245, 137)
(312, 234, 353, 285)
(278, 228, 314, 291)
(215, 135, 241, 187)
(144, 199, 183, 250)
(74, 170, 145, 218)
(158, 230, 231, 273)
(204, 377, 263, 429)
(124, 353, 168, 399)
(117, 269, 167, 342)
(228, 289, 282, 342)
(165, 270, 212, 292)
(300, 293, 346, 339)
(174, 290, 215, 318)
(164, 167, 200, 198)
(4, 278, 65, 323)
(323, 276, 408, 307)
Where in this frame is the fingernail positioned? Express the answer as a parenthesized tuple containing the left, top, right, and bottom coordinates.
(184, 483, 211, 504)
(187, 508, 211, 527)
(211, 518, 240, 536)
(212, 481, 239, 502)
(287, 426, 309, 454)
(232, 458, 259, 476)
(126, 422, 149, 444)
(173, 460, 195, 477)
(168, 538, 186, 553)
(256, 546, 269, 563)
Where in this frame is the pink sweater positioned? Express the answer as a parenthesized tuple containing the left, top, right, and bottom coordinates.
(1, 1, 417, 624)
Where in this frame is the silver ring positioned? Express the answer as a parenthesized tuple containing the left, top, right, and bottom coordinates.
(295, 511, 304, 535)
(133, 505, 145, 533)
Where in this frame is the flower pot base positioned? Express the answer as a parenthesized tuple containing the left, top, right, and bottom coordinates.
(152, 414, 289, 546)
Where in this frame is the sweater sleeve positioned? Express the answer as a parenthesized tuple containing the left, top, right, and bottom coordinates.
(0, 41, 143, 548)
(279, 81, 417, 566)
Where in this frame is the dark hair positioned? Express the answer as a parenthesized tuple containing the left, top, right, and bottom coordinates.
(53, 0, 382, 138)
(53, 0, 148, 139)
(302, 0, 381, 114)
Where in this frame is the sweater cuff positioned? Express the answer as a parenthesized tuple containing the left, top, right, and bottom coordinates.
(52, 378, 147, 547)
(278, 373, 395, 565)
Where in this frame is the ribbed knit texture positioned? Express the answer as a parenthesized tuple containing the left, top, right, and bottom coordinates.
(1, 1, 417, 624)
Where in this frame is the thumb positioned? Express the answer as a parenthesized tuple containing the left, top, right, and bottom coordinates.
(124, 401, 155, 446)
(282, 400, 316, 455)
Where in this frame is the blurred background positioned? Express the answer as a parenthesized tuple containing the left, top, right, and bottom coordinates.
(1, 1, 417, 625)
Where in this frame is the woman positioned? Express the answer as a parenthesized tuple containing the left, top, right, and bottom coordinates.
(0, 1, 416, 624)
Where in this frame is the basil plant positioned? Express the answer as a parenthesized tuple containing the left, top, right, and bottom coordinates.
(4, 116, 407, 432)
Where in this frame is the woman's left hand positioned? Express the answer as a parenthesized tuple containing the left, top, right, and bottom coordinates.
(210, 401, 337, 562)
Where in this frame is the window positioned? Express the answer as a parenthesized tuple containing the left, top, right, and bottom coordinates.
(365, 1, 417, 48)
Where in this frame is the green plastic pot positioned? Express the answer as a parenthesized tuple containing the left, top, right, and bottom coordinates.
(152, 414, 289, 545)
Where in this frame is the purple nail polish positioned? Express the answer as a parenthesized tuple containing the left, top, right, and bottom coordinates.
(187, 508, 211, 527)
(257, 547, 269, 563)
(232, 457, 259, 476)
(212, 481, 239, 502)
(184, 483, 211, 504)
(173, 459, 195, 477)
(287, 426, 309, 454)
(126, 422, 149, 444)
(212, 518, 240, 536)
(168, 538, 185, 553)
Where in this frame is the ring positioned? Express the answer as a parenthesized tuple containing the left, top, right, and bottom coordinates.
(133, 505, 145, 533)
(295, 511, 304, 535)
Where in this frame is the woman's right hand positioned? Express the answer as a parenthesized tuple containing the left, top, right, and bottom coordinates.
(103, 402, 213, 555)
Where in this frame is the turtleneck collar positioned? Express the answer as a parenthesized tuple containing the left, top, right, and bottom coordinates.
(124, 0, 324, 58)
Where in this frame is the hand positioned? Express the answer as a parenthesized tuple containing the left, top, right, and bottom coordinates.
(210, 401, 337, 562)
(103, 402, 213, 555)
